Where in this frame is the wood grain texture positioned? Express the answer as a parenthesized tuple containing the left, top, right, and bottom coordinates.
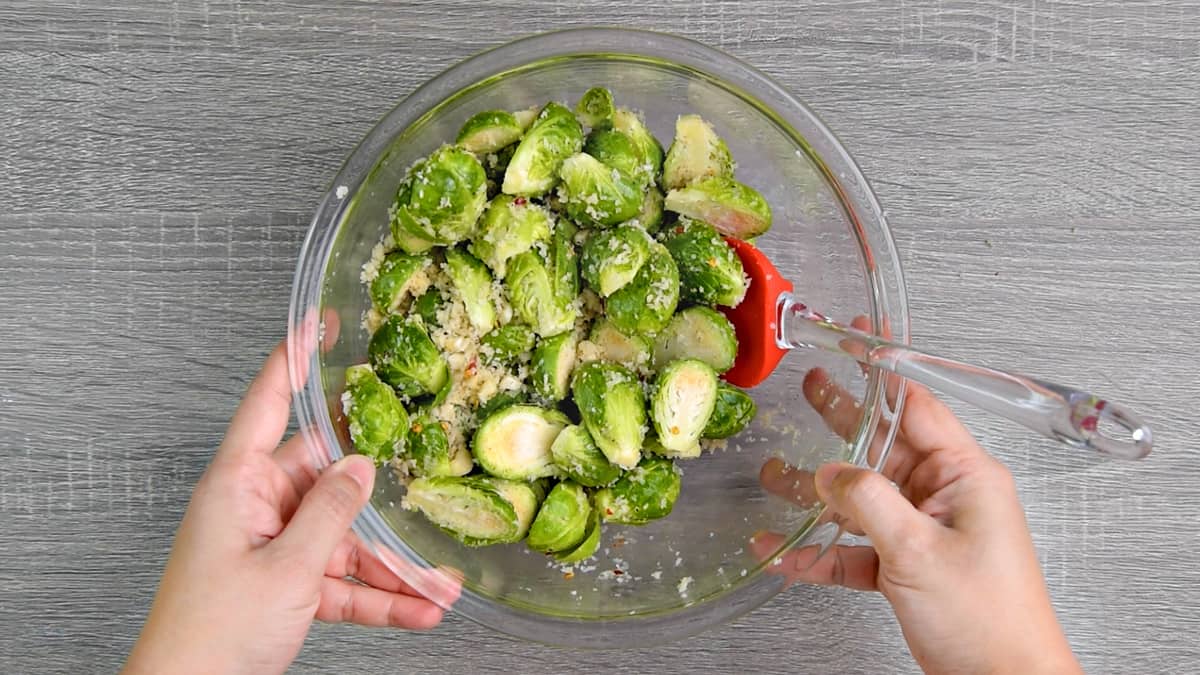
(2, 1, 1198, 673)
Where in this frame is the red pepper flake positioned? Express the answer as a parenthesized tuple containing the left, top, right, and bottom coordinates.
(514, 196, 527, 206)
(605, 508, 614, 516)
(563, 571, 575, 580)
(465, 358, 478, 378)
(612, 569, 624, 576)
(674, 225, 685, 235)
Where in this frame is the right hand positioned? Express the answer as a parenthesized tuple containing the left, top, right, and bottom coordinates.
(755, 367, 1082, 675)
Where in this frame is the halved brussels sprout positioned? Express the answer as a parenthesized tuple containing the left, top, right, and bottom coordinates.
(502, 102, 584, 197)
(584, 128, 649, 187)
(512, 106, 541, 131)
(662, 217, 747, 307)
(557, 153, 643, 227)
(580, 224, 651, 297)
(369, 251, 429, 313)
(504, 250, 578, 338)
(443, 248, 497, 334)
(469, 476, 544, 543)
(664, 176, 772, 239)
(555, 507, 601, 563)
(606, 242, 680, 335)
(403, 476, 518, 546)
(472, 405, 569, 480)
(588, 317, 652, 371)
(480, 323, 535, 366)
(368, 316, 449, 398)
(530, 331, 577, 402)
(653, 306, 738, 373)
(571, 361, 646, 469)
(612, 108, 664, 181)
(456, 110, 524, 155)
(703, 382, 757, 439)
(471, 194, 553, 276)
(526, 480, 591, 553)
(474, 390, 526, 425)
(662, 114, 734, 190)
(650, 359, 719, 457)
(343, 364, 409, 463)
(575, 86, 615, 129)
(391, 213, 438, 255)
(391, 144, 488, 246)
(551, 424, 622, 488)
(630, 185, 665, 233)
(594, 457, 681, 525)
(406, 412, 465, 477)
(411, 288, 444, 327)
(550, 219, 580, 304)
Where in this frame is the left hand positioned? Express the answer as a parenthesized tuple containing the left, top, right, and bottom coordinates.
(124, 335, 451, 675)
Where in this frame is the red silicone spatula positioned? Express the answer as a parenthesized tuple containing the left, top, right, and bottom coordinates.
(719, 237, 1153, 460)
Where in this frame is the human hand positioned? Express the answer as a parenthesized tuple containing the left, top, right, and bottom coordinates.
(125, 327, 454, 675)
(754, 365, 1081, 675)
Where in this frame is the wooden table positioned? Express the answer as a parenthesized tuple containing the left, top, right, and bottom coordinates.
(3, 1, 1197, 672)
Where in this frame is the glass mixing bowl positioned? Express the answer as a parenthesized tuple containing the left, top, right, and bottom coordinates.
(288, 28, 909, 647)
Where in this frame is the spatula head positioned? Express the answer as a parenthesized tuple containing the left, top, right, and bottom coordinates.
(720, 238, 793, 388)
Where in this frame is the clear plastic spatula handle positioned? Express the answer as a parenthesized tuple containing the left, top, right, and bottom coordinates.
(779, 294, 1153, 459)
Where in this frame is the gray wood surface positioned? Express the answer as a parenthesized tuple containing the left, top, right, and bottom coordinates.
(2, 1, 1198, 672)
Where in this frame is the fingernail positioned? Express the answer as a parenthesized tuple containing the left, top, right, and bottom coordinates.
(336, 454, 376, 492)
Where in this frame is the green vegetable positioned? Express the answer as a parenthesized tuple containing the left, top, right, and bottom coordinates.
(392, 216, 437, 255)
(662, 114, 734, 190)
(483, 144, 517, 194)
(550, 219, 580, 304)
(530, 331, 578, 402)
(703, 382, 757, 439)
(480, 323, 535, 366)
(631, 185, 665, 232)
(580, 224, 651, 297)
(512, 106, 540, 131)
(368, 316, 449, 398)
(456, 110, 524, 155)
(471, 405, 569, 480)
(571, 361, 646, 469)
(474, 390, 526, 425)
(555, 507, 601, 563)
(606, 242, 680, 335)
(471, 194, 553, 276)
(588, 317, 652, 371)
(595, 457, 681, 524)
(526, 480, 590, 553)
(411, 288, 444, 327)
(406, 412, 468, 477)
(584, 128, 650, 187)
(502, 102, 584, 197)
(469, 476, 544, 543)
(369, 252, 429, 313)
(403, 476, 519, 546)
(343, 364, 408, 463)
(551, 424, 622, 487)
(612, 108, 664, 182)
(650, 359, 719, 458)
(664, 176, 771, 240)
(557, 153, 643, 227)
(575, 86, 615, 129)
(391, 144, 488, 246)
(661, 217, 747, 307)
(652, 306, 738, 373)
(443, 248, 497, 334)
(504, 250, 578, 338)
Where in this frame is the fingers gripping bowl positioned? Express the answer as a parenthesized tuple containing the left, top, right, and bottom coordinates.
(288, 28, 909, 647)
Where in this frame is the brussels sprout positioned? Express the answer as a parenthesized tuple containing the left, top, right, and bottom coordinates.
(530, 332, 577, 402)
(652, 306, 738, 373)
(557, 153, 643, 227)
(456, 110, 524, 155)
(588, 317, 652, 371)
(661, 218, 747, 307)
(575, 87, 615, 129)
(505, 251, 578, 338)
(555, 507, 602, 563)
(411, 288, 444, 327)
(703, 382, 757, 439)
(483, 144, 518, 199)
(369, 251, 429, 313)
(469, 476, 544, 543)
(642, 431, 670, 457)
(594, 457, 681, 525)
(662, 114, 734, 190)
(580, 224, 651, 297)
(391, 215, 438, 255)
(472, 405, 569, 480)
(631, 185, 665, 233)
(612, 108, 664, 181)
(549, 219, 580, 305)
(472, 194, 553, 276)
(391, 145, 488, 246)
(664, 176, 772, 239)
(406, 412, 460, 477)
(526, 480, 590, 553)
(513, 106, 541, 131)
(474, 390, 526, 425)
(584, 128, 650, 187)
(551, 424, 622, 488)
(343, 364, 409, 463)
(571, 361, 646, 469)
(368, 316, 449, 398)
(502, 103, 584, 197)
(480, 323, 535, 366)
(606, 242, 680, 335)
(651, 359, 719, 457)
(443, 248, 497, 334)
(403, 476, 519, 546)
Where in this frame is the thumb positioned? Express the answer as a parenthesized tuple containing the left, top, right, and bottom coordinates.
(815, 463, 932, 566)
(271, 454, 376, 574)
